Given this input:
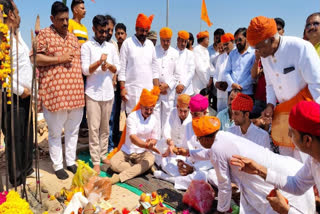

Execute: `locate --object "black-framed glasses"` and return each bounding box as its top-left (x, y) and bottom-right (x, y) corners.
top-left (306, 21), bottom-right (320, 30)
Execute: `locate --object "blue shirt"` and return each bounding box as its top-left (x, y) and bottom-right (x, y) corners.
top-left (217, 107), bottom-right (234, 131)
top-left (224, 46), bottom-right (255, 95)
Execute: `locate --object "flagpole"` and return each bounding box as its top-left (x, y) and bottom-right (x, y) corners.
top-left (166, 0), bottom-right (169, 27)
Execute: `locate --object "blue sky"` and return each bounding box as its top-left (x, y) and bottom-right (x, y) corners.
top-left (16, 0), bottom-right (320, 48)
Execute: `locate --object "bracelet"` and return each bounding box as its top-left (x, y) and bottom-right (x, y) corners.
top-left (120, 86), bottom-right (125, 90)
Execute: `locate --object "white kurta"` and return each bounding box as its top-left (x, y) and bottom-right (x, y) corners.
top-left (193, 44), bottom-right (214, 94)
top-left (228, 123), bottom-right (271, 150)
top-left (118, 36), bottom-right (160, 113)
top-left (175, 48), bottom-right (195, 96)
top-left (214, 52), bottom-right (229, 112)
top-left (189, 131), bottom-right (315, 213)
top-left (154, 45), bottom-right (179, 133)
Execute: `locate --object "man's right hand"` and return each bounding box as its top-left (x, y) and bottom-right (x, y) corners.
top-left (231, 83), bottom-right (242, 90)
top-left (100, 53), bottom-right (107, 64)
top-left (120, 88), bottom-right (128, 102)
top-left (173, 147), bottom-right (189, 156)
top-left (60, 51), bottom-right (74, 64)
top-left (175, 84), bottom-right (185, 94)
top-left (21, 87), bottom-right (31, 99)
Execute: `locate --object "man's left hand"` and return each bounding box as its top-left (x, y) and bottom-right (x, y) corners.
top-left (177, 159), bottom-right (194, 176)
top-left (266, 189), bottom-right (290, 214)
top-left (159, 82), bottom-right (169, 95)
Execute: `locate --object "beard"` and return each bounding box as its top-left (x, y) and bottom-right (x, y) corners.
top-left (106, 34), bottom-right (112, 42)
top-left (136, 34), bottom-right (147, 43)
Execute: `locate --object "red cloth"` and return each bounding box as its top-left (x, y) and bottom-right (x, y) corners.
top-left (289, 101), bottom-right (320, 136)
top-left (231, 93), bottom-right (254, 112)
top-left (254, 72), bottom-right (266, 102)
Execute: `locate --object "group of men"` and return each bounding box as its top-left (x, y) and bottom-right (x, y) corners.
top-left (2, 0), bottom-right (320, 212)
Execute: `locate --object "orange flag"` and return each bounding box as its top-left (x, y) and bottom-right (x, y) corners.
top-left (201, 0), bottom-right (213, 27)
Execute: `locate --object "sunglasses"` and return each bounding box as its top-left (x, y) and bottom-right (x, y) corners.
top-left (306, 21), bottom-right (320, 30)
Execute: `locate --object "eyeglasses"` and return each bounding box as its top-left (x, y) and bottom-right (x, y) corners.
top-left (306, 21), bottom-right (320, 30)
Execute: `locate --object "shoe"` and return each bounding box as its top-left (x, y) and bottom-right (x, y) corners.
top-left (55, 169), bottom-right (69, 180)
top-left (110, 174), bottom-right (120, 184)
top-left (67, 165), bottom-right (78, 174)
top-left (79, 128), bottom-right (89, 138)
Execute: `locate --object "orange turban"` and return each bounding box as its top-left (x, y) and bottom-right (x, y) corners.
top-left (177, 94), bottom-right (191, 108)
top-left (221, 33), bottom-right (234, 43)
top-left (159, 27), bottom-right (172, 39)
top-left (196, 31), bottom-right (209, 39)
top-left (139, 86), bottom-right (160, 107)
top-left (231, 93), bottom-right (254, 112)
top-left (136, 13), bottom-right (154, 29)
top-left (192, 116), bottom-right (221, 137)
top-left (247, 16), bottom-right (277, 47)
top-left (178, 30), bottom-right (189, 40)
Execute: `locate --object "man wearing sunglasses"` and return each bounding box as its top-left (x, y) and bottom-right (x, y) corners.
top-left (305, 12), bottom-right (320, 56)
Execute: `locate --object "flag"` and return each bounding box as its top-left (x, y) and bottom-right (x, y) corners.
top-left (201, 0), bottom-right (213, 27)
top-left (91, 0), bottom-right (96, 2)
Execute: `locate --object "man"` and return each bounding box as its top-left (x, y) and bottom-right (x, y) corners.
top-left (214, 33), bottom-right (234, 112)
top-left (36, 1), bottom-right (85, 179)
top-left (175, 116), bottom-right (315, 213)
top-left (224, 28), bottom-right (255, 96)
top-left (208, 28), bottom-right (225, 67)
top-left (247, 16), bottom-right (320, 162)
top-left (230, 101), bottom-right (320, 213)
top-left (118, 13), bottom-right (160, 114)
top-left (0, 0), bottom-right (33, 185)
top-left (81, 15), bottom-right (120, 174)
top-left (304, 13), bottom-right (320, 56)
top-left (217, 89), bottom-right (239, 131)
top-left (68, 0), bottom-right (88, 45)
top-left (228, 93), bottom-right (270, 149)
top-left (109, 87), bottom-right (160, 184)
top-left (154, 27), bottom-right (179, 132)
top-left (115, 23), bottom-right (127, 52)
top-left (193, 31), bottom-right (214, 94)
top-left (274, 17), bottom-right (285, 36)
top-left (175, 30), bottom-right (195, 96)
top-left (147, 30), bottom-right (157, 46)
top-left (154, 94), bottom-right (214, 190)
top-left (186, 32), bottom-right (194, 51)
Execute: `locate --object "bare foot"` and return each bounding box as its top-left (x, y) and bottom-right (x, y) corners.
top-left (93, 165), bottom-right (100, 175)
top-left (102, 158), bottom-right (111, 165)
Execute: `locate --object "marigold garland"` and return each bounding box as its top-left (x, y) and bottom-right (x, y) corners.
top-left (0, 191), bottom-right (33, 214)
top-left (0, 4), bottom-right (13, 104)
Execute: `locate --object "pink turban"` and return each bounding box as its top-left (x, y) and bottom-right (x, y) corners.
top-left (189, 94), bottom-right (209, 113)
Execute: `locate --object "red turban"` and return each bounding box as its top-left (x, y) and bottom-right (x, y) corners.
top-left (231, 93), bottom-right (254, 112)
top-left (289, 101), bottom-right (320, 136)
top-left (189, 94), bottom-right (209, 113)
top-left (136, 13), bottom-right (154, 29)
top-left (192, 116), bottom-right (221, 137)
top-left (221, 33), bottom-right (234, 43)
top-left (159, 27), bottom-right (172, 39)
top-left (247, 16), bottom-right (278, 47)
top-left (178, 30), bottom-right (189, 40)
top-left (196, 31), bottom-right (209, 39)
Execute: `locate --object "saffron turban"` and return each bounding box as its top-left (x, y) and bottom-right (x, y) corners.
top-left (139, 86), bottom-right (160, 107)
top-left (247, 16), bottom-right (278, 47)
top-left (189, 94), bottom-right (209, 113)
top-left (136, 13), bottom-right (154, 29)
top-left (221, 33), bottom-right (234, 43)
top-left (192, 116), bottom-right (221, 137)
top-left (159, 27), bottom-right (172, 39)
top-left (196, 31), bottom-right (209, 39)
top-left (178, 30), bottom-right (189, 40)
top-left (231, 93), bottom-right (254, 112)
top-left (177, 94), bottom-right (191, 108)
top-left (289, 101), bottom-right (320, 136)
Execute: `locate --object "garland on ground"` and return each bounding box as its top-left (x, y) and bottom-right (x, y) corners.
top-left (0, 190), bottom-right (32, 214)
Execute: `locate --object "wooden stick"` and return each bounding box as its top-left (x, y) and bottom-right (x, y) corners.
top-left (3, 92), bottom-right (8, 191)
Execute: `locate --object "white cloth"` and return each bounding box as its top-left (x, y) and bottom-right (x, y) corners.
top-left (118, 36), bottom-right (160, 113)
top-left (192, 44), bottom-right (214, 94)
top-left (278, 146), bottom-right (309, 163)
top-left (121, 109), bottom-right (158, 155)
top-left (266, 155), bottom-right (320, 195)
top-left (43, 106), bottom-right (83, 171)
top-left (11, 31), bottom-right (33, 96)
top-left (214, 53), bottom-right (229, 97)
top-left (175, 48), bottom-right (195, 95)
top-left (81, 38), bottom-right (120, 101)
top-left (189, 131), bottom-right (315, 213)
top-left (261, 36), bottom-right (320, 105)
top-left (228, 123), bottom-right (270, 150)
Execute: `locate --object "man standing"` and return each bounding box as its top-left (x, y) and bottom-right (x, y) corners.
top-left (118, 13), bottom-right (159, 114)
top-left (247, 16), bottom-right (320, 162)
top-left (175, 30), bottom-right (195, 96)
top-left (115, 23), bottom-right (127, 52)
top-left (229, 93), bottom-right (270, 149)
top-left (155, 27), bottom-right (179, 132)
top-left (208, 28), bottom-right (225, 67)
top-left (0, 0), bottom-right (33, 185)
top-left (304, 13), bottom-right (320, 56)
top-left (36, 1), bottom-right (85, 179)
top-left (274, 17), bottom-right (285, 36)
top-left (147, 30), bottom-right (157, 46)
top-left (193, 31), bottom-right (214, 94)
top-left (81, 15), bottom-right (120, 174)
top-left (68, 0), bottom-right (88, 45)
top-left (224, 28), bottom-right (255, 96)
